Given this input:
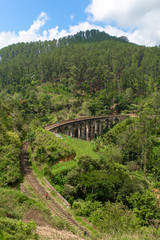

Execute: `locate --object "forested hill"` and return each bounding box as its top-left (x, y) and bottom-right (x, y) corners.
top-left (0, 30), bottom-right (129, 62)
top-left (0, 29), bottom-right (160, 114)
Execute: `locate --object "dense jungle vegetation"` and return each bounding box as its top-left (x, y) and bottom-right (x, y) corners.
top-left (0, 29), bottom-right (160, 239)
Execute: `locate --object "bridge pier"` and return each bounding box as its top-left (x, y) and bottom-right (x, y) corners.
top-left (81, 123), bottom-right (86, 140)
top-left (90, 123), bottom-right (95, 140)
top-left (78, 125), bottom-right (81, 138)
top-left (66, 128), bottom-right (70, 136)
top-left (108, 119), bottom-right (112, 129)
top-left (86, 123), bottom-right (89, 141)
top-left (99, 121), bottom-right (103, 135)
top-left (70, 130), bottom-right (73, 137)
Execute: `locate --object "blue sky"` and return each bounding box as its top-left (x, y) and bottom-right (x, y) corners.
top-left (0, 0), bottom-right (160, 48)
top-left (0, 0), bottom-right (90, 32)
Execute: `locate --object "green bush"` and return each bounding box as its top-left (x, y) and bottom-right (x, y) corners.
top-left (0, 188), bottom-right (34, 220)
top-left (29, 127), bottom-right (75, 165)
top-left (0, 218), bottom-right (37, 240)
top-left (152, 181), bottom-right (160, 189)
top-left (73, 200), bottom-right (141, 234)
top-left (65, 156), bottom-right (148, 203)
top-left (90, 202), bottom-right (142, 234)
top-left (51, 160), bottom-right (77, 187)
top-left (126, 190), bottom-right (160, 224)
top-left (0, 122), bottom-right (22, 186)
top-left (72, 200), bottom-right (103, 216)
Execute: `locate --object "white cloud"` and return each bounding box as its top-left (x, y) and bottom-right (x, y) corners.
top-left (0, 12), bottom-right (66, 49)
top-left (69, 21), bottom-right (104, 35)
top-left (86, 0), bottom-right (159, 28)
top-left (1, 3), bottom-right (160, 50)
top-left (85, 0), bottom-right (160, 46)
top-left (0, 12), bottom-right (47, 48)
top-left (0, 12), bottom-right (118, 49)
top-left (0, 12), bottom-right (88, 49)
top-left (70, 15), bottom-right (74, 21)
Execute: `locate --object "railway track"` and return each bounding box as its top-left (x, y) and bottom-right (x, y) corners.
top-left (21, 142), bottom-right (88, 237)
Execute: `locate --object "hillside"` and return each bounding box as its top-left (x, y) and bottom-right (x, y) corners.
top-left (0, 30), bottom-right (160, 239)
top-left (0, 30), bottom-right (160, 117)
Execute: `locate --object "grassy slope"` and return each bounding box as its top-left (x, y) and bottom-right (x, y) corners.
top-left (62, 135), bottom-right (98, 160)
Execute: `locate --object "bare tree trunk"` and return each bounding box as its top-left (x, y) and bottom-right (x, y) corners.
top-left (144, 151), bottom-right (147, 178)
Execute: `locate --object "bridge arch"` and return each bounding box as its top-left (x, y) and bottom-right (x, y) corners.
top-left (45, 115), bottom-right (129, 141)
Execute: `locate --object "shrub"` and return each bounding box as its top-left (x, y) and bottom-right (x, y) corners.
top-left (126, 161), bottom-right (141, 171)
top-left (152, 181), bottom-right (160, 189)
top-left (126, 190), bottom-right (160, 224)
top-left (90, 202), bottom-right (141, 234)
top-left (72, 200), bottom-right (103, 216)
top-left (29, 128), bottom-right (75, 165)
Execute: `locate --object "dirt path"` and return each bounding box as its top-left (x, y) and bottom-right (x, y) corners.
top-left (36, 226), bottom-right (84, 240)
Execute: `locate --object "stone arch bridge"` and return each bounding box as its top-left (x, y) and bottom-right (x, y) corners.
top-left (45, 115), bottom-right (129, 141)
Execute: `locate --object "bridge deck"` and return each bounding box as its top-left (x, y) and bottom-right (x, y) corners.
top-left (45, 114), bottom-right (130, 131)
